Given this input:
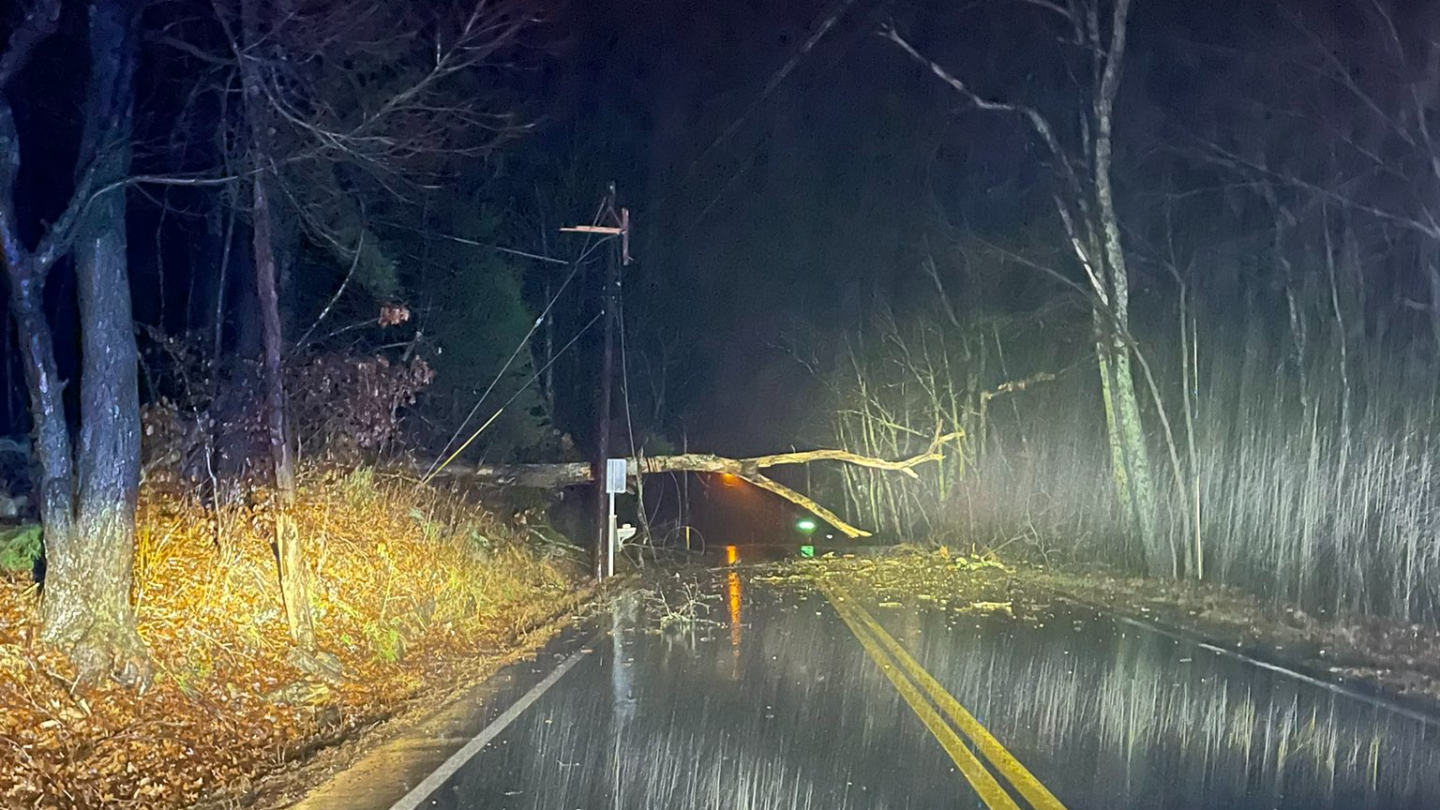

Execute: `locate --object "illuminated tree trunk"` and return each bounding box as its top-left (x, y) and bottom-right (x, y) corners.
top-left (1104, 338), bottom-right (1163, 568)
top-left (49, 0), bottom-right (150, 684)
top-left (1, 6), bottom-right (78, 657)
top-left (4, 273), bottom-right (75, 596)
top-left (243, 0), bottom-right (315, 650)
top-left (1096, 342), bottom-right (1131, 513)
top-left (1091, 0), bottom-right (1162, 568)
top-left (0, 0), bottom-right (148, 684)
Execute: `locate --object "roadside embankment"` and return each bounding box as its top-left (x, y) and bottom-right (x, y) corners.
top-left (0, 466), bottom-right (586, 809)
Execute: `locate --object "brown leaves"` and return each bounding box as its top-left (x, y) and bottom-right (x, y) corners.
top-left (377, 303), bottom-right (411, 327)
top-left (788, 548), bottom-right (1026, 617)
top-left (0, 466), bottom-right (579, 809)
top-left (287, 354), bottom-right (435, 457)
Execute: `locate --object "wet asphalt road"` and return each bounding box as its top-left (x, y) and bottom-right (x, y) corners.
top-left (349, 561), bottom-right (1440, 810)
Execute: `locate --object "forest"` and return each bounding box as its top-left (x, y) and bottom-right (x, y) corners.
top-left (4, 0), bottom-right (1440, 806)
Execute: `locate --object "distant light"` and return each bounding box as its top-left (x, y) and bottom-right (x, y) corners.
top-left (796, 518), bottom-right (817, 534)
top-left (799, 545), bottom-right (815, 558)
top-left (725, 545), bottom-right (738, 565)
top-left (720, 473), bottom-right (741, 486)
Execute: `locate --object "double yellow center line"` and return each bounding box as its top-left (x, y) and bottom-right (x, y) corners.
top-left (822, 584), bottom-right (1067, 810)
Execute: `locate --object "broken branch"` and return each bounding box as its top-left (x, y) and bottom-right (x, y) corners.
top-left (436, 431), bottom-right (966, 539)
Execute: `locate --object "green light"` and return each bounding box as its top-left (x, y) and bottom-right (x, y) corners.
top-left (796, 518), bottom-right (817, 533)
top-left (799, 545), bottom-right (815, 558)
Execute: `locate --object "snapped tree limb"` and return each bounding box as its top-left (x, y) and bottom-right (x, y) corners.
top-left (437, 431), bottom-right (964, 539)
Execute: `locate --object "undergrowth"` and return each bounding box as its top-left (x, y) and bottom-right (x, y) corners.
top-left (0, 464), bottom-right (583, 809)
top-left (0, 524), bottom-right (40, 573)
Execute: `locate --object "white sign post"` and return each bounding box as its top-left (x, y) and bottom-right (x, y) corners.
top-left (603, 458), bottom-right (627, 578)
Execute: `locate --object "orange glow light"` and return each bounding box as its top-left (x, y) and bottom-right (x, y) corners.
top-left (724, 545), bottom-right (738, 565)
top-left (720, 473), bottom-right (741, 486)
top-left (727, 570), bottom-right (743, 656)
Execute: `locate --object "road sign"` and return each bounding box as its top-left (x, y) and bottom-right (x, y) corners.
top-left (606, 458), bottom-right (627, 494)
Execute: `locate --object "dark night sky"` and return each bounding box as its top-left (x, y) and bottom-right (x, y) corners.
top-left (567, 0), bottom-right (973, 452)
top-left (561, 0), bottom-right (1437, 456)
top-left (4, 0), bottom-right (1436, 462)
top-left (561, 0), bottom-right (1209, 453)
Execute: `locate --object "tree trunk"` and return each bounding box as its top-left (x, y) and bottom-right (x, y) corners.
top-left (0, 4), bottom-right (74, 618)
top-left (1110, 339), bottom-right (1162, 565)
top-left (1095, 338), bottom-right (1132, 511)
top-left (438, 433), bottom-right (964, 540)
top-left (243, 0), bottom-right (315, 650)
top-left (6, 273), bottom-right (76, 585)
top-left (1090, 0), bottom-right (1159, 562)
top-left (0, 0), bottom-right (148, 685)
top-left (252, 170), bottom-right (315, 650)
top-left (47, 0), bottom-right (150, 686)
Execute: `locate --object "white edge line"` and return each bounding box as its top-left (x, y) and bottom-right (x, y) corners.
top-left (1110, 613), bottom-right (1440, 729)
top-left (386, 642), bottom-right (594, 810)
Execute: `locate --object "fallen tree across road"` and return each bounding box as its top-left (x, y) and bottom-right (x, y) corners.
top-left (432, 431), bottom-right (964, 539)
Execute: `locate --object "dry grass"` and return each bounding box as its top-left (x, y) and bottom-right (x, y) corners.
top-left (0, 466), bottom-right (582, 809)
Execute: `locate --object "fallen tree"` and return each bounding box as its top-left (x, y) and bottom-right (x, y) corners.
top-left (434, 431), bottom-right (964, 538)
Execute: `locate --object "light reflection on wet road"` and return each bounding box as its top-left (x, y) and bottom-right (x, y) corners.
top-left (397, 567), bottom-right (1440, 810)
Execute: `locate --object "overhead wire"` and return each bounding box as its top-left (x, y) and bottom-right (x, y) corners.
top-left (369, 215), bottom-right (573, 265)
top-left (425, 195), bottom-right (612, 476)
top-left (639, 0), bottom-right (865, 253)
top-left (423, 310), bottom-right (605, 483)
top-left (646, 0), bottom-right (865, 220)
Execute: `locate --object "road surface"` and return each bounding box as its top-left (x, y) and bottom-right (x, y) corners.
top-left (299, 563), bottom-right (1440, 810)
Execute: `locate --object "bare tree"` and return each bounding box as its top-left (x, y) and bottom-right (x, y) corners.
top-left (880, 0), bottom-right (1172, 572)
top-left (0, 0), bottom-right (148, 683)
top-left (212, 0), bottom-right (539, 649)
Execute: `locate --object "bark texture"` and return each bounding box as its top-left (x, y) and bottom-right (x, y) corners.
top-left (243, 0), bottom-right (316, 650)
top-left (47, 0), bottom-right (150, 685)
top-left (1, 0), bottom-right (148, 684)
top-left (4, 272), bottom-right (75, 573)
top-left (1090, 0), bottom-right (1159, 555)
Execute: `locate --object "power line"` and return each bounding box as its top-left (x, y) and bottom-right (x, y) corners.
top-left (424, 196), bottom-right (613, 476)
top-left (369, 215), bottom-right (573, 265)
top-left (656, 0), bottom-right (865, 214)
top-left (641, 0), bottom-right (865, 254)
top-left (422, 310), bottom-right (605, 483)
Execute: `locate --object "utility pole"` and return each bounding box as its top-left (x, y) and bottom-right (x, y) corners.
top-left (594, 209), bottom-right (616, 580)
top-left (562, 183), bottom-right (630, 579)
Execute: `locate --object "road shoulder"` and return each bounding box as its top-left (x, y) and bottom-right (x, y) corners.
top-left (764, 548), bottom-right (1440, 719)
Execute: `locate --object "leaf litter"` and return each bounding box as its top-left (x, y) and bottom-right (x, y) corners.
top-left (0, 466), bottom-right (584, 809)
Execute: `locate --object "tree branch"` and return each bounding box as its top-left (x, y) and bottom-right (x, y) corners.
top-left (0, 103), bottom-right (25, 276)
top-left (436, 432), bottom-right (967, 539)
top-left (1014, 0), bottom-right (1074, 22)
top-left (0, 0), bottom-right (64, 274)
top-left (879, 20), bottom-right (1101, 265)
top-left (742, 471), bottom-right (871, 538)
top-left (878, 21), bottom-right (1086, 200)
top-left (0, 0), bottom-right (62, 89)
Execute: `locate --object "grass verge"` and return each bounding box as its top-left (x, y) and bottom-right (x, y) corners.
top-left (0, 466), bottom-right (584, 809)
